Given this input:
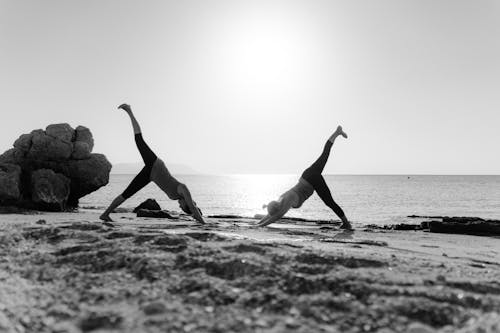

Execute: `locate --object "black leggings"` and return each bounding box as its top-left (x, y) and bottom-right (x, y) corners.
top-left (301, 141), bottom-right (345, 219)
top-left (121, 134), bottom-right (158, 199)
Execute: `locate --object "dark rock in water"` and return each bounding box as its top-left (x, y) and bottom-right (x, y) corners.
top-left (408, 215), bottom-right (445, 219)
top-left (137, 209), bottom-right (177, 219)
top-left (0, 163), bottom-right (22, 202)
top-left (391, 224), bottom-right (423, 231)
top-left (429, 220), bottom-right (500, 236)
top-left (0, 124), bottom-right (111, 211)
top-left (442, 216), bottom-right (486, 223)
top-left (31, 169), bottom-right (70, 210)
top-left (134, 198), bottom-right (161, 212)
top-left (390, 216), bottom-right (500, 236)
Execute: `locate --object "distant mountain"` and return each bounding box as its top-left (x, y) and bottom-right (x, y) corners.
top-left (111, 162), bottom-right (199, 175)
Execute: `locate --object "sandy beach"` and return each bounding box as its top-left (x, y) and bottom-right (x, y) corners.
top-left (1, 211), bottom-right (499, 333)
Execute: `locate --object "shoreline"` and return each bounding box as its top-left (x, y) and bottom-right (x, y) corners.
top-left (1, 211), bottom-right (499, 332)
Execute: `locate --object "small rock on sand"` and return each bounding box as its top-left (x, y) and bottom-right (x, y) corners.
top-left (142, 302), bottom-right (167, 315)
top-left (79, 312), bottom-right (123, 332)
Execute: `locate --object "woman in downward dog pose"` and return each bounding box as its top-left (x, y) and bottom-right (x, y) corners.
top-left (100, 104), bottom-right (205, 224)
top-left (258, 126), bottom-right (352, 229)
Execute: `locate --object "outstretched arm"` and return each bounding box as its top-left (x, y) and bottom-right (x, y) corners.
top-left (257, 202), bottom-right (291, 227)
top-left (178, 185), bottom-right (205, 224)
top-left (257, 211), bottom-right (286, 227)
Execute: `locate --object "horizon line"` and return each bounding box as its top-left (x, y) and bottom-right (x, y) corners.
top-left (110, 172), bottom-right (500, 176)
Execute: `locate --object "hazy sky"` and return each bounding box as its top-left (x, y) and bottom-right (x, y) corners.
top-left (1, 0), bottom-right (499, 174)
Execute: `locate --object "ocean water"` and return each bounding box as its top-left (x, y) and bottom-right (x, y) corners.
top-left (81, 175), bottom-right (500, 225)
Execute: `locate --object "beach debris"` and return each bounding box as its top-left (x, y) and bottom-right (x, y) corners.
top-left (0, 123), bottom-right (111, 211)
top-left (368, 216), bottom-right (500, 236)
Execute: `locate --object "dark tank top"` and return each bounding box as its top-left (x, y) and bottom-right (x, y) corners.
top-left (150, 158), bottom-right (182, 200)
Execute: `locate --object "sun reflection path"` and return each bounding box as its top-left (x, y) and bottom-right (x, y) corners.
top-left (227, 174), bottom-right (297, 217)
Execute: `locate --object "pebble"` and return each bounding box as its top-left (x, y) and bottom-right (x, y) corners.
top-left (142, 302), bottom-right (167, 315)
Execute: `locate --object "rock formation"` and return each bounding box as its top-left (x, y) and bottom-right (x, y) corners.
top-left (0, 123), bottom-right (111, 211)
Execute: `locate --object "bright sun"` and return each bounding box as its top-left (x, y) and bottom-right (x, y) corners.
top-left (205, 10), bottom-right (315, 94)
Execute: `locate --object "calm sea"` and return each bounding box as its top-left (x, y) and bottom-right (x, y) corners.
top-left (81, 175), bottom-right (500, 225)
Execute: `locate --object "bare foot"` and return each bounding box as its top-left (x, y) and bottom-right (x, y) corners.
top-left (335, 125), bottom-right (348, 139)
top-left (99, 214), bottom-right (113, 222)
top-left (118, 103), bottom-right (132, 113)
top-left (340, 222), bottom-right (353, 231)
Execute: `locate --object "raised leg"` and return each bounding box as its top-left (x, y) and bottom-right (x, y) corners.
top-left (119, 103), bottom-right (142, 135)
top-left (119, 104), bottom-right (158, 166)
top-left (302, 126), bottom-right (347, 179)
top-left (135, 133), bottom-right (157, 167)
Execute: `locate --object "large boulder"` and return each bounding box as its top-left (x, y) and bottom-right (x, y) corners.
top-left (31, 169), bottom-right (70, 210)
top-left (67, 153), bottom-right (112, 206)
top-left (0, 124), bottom-right (111, 211)
top-left (46, 123), bottom-right (74, 143)
top-left (0, 148), bottom-right (26, 165)
top-left (75, 126), bottom-right (94, 150)
top-left (72, 141), bottom-right (92, 160)
top-left (0, 163), bottom-right (22, 202)
top-left (71, 126), bottom-right (94, 160)
top-left (28, 130), bottom-right (73, 161)
top-left (13, 133), bottom-right (32, 152)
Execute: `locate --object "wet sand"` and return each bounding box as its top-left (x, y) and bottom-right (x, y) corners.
top-left (1, 212), bottom-right (499, 333)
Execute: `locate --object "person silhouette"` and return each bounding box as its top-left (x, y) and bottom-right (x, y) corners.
top-left (257, 126), bottom-right (351, 229)
top-left (100, 104), bottom-right (205, 224)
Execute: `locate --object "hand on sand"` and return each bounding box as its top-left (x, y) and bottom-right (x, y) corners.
top-left (256, 220), bottom-right (274, 227)
top-left (335, 126), bottom-right (348, 139)
top-left (118, 103), bottom-right (132, 113)
top-left (194, 216), bottom-right (206, 225)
